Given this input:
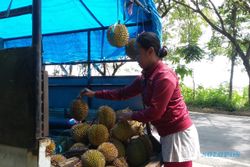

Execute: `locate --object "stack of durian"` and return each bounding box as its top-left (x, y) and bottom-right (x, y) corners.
top-left (49, 100), bottom-right (155, 167)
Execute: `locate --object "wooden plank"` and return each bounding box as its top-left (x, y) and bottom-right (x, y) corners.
top-left (0, 47), bottom-right (37, 148)
top-left (0, 144), bottom-right (38, 167)
top-left (58, 157), bottom-right (80, 167)
top-left (41, 70), bottom-right (49, 137)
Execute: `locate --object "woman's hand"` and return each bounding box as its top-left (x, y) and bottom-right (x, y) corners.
top-left (117, 110), bottom-right (133, 121)
top-left (79, 88), bottom-right (95, 98)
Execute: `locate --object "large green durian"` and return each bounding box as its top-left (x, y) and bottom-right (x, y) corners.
top-left (98, 105), bottom-right (116, 130)
top-left (88, 124), bottom-right (109, 147)
top-left (71, 123), bottom-right (90, 143)
top-left (126, 137), bottom-right (148, 167)
top-left (98, 142), bottom-right (118, 162)
top-left (81, 149), bottom-right (106, 167)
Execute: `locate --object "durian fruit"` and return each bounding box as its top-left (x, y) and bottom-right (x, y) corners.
top-left (51, 154), bottom-right (67, 166)
top-left (138, 135), bottom-right (153, 158)
top-left (111, 121), bottom-right (134, 142)
top-left (125, 38), bottom-right (138, 60)
top-left (98, 106), bottom-right (116, 130)
top-left (107, 23), bottom-right (129, 47)
top-left (112, 157), bottom-right (129, 167)
top-left (116, 108), bottom-right (130, 116)
top-left (117, 108), bottom-right (144, 136)
top-left (71, 99), bottom-right (89, 121)
top-left (69, 142), bottom-right (88, 151)
top-left (72, 123), bottom-right (90, 143)
top-left (88, 124), bottom-right (109, 146)
top-left (110, 138), bottom-right (125, 157)
top-left (128, 120), bottom-right (145, 136)
top-left (97, 142), bottom-right (118, 162)
top-left (46, 139), bottom-right (56, 155)
top-left (126, 137), bottom-right (148, 167)
top-left (81, 149), bottom-right (106, 167)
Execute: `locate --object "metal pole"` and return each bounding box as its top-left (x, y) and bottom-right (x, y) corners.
top-left (87, 31), bottom-right (91, 108)
top-left (87, 31), bottom-right (91, 79)
top-left (0, 38), bottom-right (4, 49)
top-left (32, 0), bottom-right (42, 139)
top-left (4, 21), bottom-right (152, 41)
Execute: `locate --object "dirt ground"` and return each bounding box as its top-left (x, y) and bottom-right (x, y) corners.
top-left (188, 106), bottom-right (250, 117)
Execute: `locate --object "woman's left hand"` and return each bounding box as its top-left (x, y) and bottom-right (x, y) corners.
top-left (117, 111), bottom-right (133, 121)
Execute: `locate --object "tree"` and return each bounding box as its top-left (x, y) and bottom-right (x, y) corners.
top-left (157, 0), bottom-right (250, 104)
top-left (60, 65), bottom-right (73, 76)
top-left (93, 62), bottom-right (126, 76)
top-left (155, 0), bottom-right (205, 83)
top-left (207, 2), bottom-right (239, 101)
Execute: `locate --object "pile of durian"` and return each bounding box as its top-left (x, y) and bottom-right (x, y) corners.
top-left (49, 100), bottom-right (155, 167)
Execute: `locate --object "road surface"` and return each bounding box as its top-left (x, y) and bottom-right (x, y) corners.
top-left (191, 112), bottom-right (250, 167)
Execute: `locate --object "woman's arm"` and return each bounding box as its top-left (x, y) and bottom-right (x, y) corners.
top-left (81, 76), bottom-right (143, 100)
top-left (131, 73), bottom-right (176, 123)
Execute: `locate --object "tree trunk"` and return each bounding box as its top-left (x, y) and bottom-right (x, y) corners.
top-left (242, 55), bottom-right (250, 105)
top-left (248, 73), bottom-right (250, 105)
top-left (192, 72), bottom-right (196, 100)
top-left (103, 63), bottom-right (106, 76)
top-left (112, 62), bottom-right (125, 76)
top-left (228, 4), bottom-right (237, 101)
top-left (93, 63), bottom-right (105, 76)
top-left (229, 53), bottom-right (236, 100)
top-left (69, 65), bottom-right (73, 75)
top-left (60, 65), bottom-right (69, 76)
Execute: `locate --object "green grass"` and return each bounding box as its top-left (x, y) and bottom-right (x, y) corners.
top-left (180, 84), bottom-right (249, 111)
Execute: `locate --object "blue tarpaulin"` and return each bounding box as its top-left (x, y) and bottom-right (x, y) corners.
top-left (0, 0), bottom-right (162, 64)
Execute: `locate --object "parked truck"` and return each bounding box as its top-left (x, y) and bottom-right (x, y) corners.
top-left (0, 0), bottom-right (162, 166)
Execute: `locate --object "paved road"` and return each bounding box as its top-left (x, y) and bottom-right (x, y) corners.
top-left (190, 112), bottom-right (250, 167)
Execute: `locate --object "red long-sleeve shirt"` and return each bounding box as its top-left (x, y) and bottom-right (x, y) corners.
top-left (95, 60), bottom-right (192, 136)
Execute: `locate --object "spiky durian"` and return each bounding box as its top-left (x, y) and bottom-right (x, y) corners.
top-left (88, 124), bottom-right (109, 146)
top-left (81, 149), bottom-right (106, 167)
top-left (71, 99), bottom-right (88, 121)
top-left (117, 108), bottom-right (144, 136)
top-left (110, 138), bottom-right (125, 157)
top-left (71, 123), bottom-right (90, 143)
top-left (98, 105), bottom-right (116, 130)
top-left (112, 157), bottom-right (128, 167)
top-left (111, 121), bottom-right (134, 142)
top-left (107, 23), bottom-right (129, 47)
top-left (98, 142), bottom-right (118, 162)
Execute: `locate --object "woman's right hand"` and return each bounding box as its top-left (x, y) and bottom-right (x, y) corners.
top-left (79, 88), bottom-right (95, 98)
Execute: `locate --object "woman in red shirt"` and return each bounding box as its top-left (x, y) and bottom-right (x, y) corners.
top-left (80, 32), bottom-right (200, 167)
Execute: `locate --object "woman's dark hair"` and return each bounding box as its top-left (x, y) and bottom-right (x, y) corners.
top-left (136, 32), bottom-right (168, 58)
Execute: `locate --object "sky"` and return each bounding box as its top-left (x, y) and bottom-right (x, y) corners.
top-left (111, 56), bottom-right (249, 92)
